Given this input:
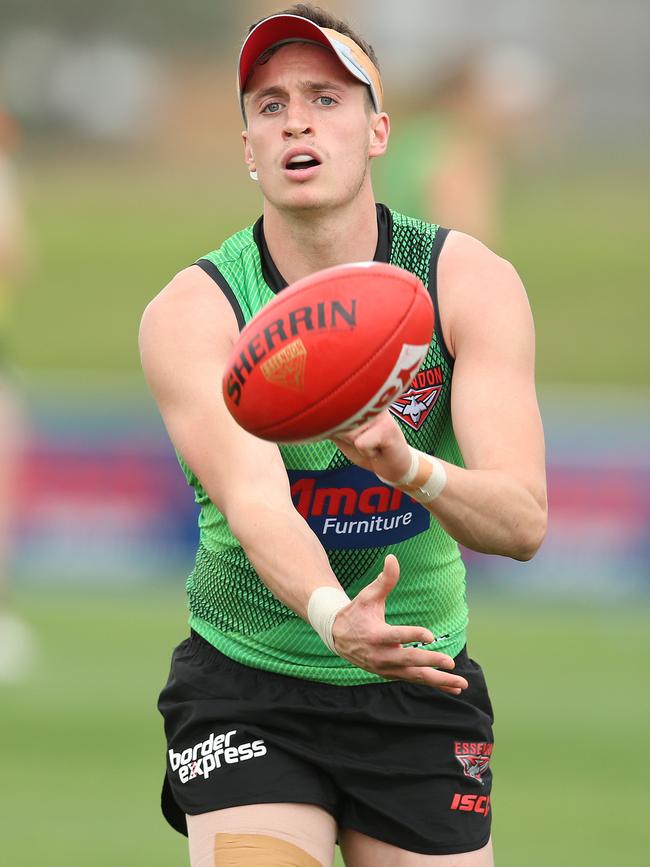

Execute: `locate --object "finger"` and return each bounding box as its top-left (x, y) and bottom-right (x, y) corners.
top-left (436, 685), bottom-right (465, 696)
top-left (398, 648), bottom-right (458, 670)
top-left (374, 635), bottom-right (456, 670)
top-left (382, 553), bottom-right (399, 584)
top-left (330, 437), bottom-right (364, 465)
top-left (381, 626), bottom-right (436, 647)
top-left (351, 412), bottom-right (391, 447)
top-left (382, 667), bottom-right (469, 691)
top-left (352, 431), bottom-right (382, 458)
top-left (331, 433), bottom-right (355, 447)
top-left (361, 554), bottom-right (400, 602)
top-left (380, 669), bottom-right (469, 692)
top-left (374, 645), bottom-right (457, 672)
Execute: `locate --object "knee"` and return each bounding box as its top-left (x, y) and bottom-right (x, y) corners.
top-left (213, 832), bottom-right (322, 866)
top-left (187, 803), bottom-right (334, 866)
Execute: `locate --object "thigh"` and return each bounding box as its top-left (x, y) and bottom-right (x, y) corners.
top-left (187, 802), bottom-right (337, 867)
top-left (340, 830), bottom-right (493, 867)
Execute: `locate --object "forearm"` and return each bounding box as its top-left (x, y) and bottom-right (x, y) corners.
top-left (426, 460), bottom-right (547, 560)
top-left (226, 499), bottom-right (343, 618)
top-left (334, 417), bottom-right (546, 562)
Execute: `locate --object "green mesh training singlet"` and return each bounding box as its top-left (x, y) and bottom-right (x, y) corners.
top-left (179, 205), bottom-right (468, 684)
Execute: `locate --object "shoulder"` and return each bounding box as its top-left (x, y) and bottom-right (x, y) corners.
top-left (139, 220), bottom-right (259, 360)
top-left (438, 230), bottom-right (522, 290)
top-left (437, 230), bottom-right (533, 359)
top-left (139, 265), bottom-right (238, 362)
top-left (141, 264), bottom-right (225, 321)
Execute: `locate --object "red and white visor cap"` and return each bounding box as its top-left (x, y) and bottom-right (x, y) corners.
top-left (238, 13), bottom-right (384, 115)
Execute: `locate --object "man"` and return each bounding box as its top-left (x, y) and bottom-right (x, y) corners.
top-left (140, 4), bottom-right (547, 865)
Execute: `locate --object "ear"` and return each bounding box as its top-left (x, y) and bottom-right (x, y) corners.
top-left (242, 129), bottom-right (256, 173)
top-left (368, 112), bottom-right (390, 159)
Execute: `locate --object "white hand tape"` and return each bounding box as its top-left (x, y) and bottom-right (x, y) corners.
top-left (380, 446), bottom-right (447, 503)
top-left (307, 586), bottom-right (351, 654)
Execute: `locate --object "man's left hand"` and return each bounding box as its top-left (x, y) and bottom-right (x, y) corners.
top-left (332, 411), bottom-right (411, 483)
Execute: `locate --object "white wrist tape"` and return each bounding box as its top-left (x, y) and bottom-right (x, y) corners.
top-left (382, 446), bottom-right (447, 503)
top-left (307, 586), bottom-right (351, 654)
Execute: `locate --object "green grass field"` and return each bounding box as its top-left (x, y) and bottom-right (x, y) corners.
top-left (10, 151), bottom-right (650, 386)
top-left (3, 589), bottom-right (649, 866)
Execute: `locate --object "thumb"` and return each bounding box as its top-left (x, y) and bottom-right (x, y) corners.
top-left (352, 419), bottom-right (386, 458)
top-left (365, 554), bottom-right (400, 602)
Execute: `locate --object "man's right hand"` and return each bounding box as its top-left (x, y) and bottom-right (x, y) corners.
top-left (331, 554), bottom-right (469, 694)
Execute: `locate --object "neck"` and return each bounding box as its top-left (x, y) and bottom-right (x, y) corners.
top-left (262, 187), bottom-right (379, 285)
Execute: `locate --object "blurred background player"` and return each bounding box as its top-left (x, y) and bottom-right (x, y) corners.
top-left (376, 44), bottom-right (552, 248)
top-left (0, 103), bottom-right (33, 684)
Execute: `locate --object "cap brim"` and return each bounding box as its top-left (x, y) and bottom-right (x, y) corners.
top-left (238, 14), bottom-right (382, 114)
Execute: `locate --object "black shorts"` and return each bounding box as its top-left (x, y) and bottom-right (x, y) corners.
top-left (158, 631), bottom-right (494, 857)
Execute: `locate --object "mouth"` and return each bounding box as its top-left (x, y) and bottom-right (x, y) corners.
top-left (285, 155), bottom-right (321, 171)
top-left (281, 150), bottom-right (323, 181)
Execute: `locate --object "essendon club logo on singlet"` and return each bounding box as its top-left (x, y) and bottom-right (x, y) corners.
top-left (389, 366), bottom-right (444, 431)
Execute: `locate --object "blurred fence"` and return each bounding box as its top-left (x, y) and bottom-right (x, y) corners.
top-left (14, 380), bottom-right (196, 584)
top-left (13, 380), bottom-right (650, 597)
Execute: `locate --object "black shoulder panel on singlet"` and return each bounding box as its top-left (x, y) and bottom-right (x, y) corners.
top-left (194, 259), bottom-right (246, 332)
top-left (427, 227), bottom-right (454, 369)
top-left (374, 203), bottom-right (393, 262)
top-left (253, 217), bottom-right (287, 294)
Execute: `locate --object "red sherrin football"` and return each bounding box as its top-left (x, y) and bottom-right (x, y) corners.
top-left (222, 261), bottom-right (434, 442)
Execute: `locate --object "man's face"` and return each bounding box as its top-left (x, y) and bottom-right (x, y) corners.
top-left (242, 42), bottom-right (388, 213)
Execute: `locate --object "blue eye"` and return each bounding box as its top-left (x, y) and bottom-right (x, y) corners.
top-left (318, 96), bottom-right (336, 106)
top-left (262, 102), bottom-right (282, 114)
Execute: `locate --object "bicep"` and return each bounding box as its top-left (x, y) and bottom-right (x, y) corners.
top-left (448, 256), bottom-right (546, 502)
top-left (157, 364), bottom-right (290, 518)
top-left (139, 270), bottom-right (291, 518)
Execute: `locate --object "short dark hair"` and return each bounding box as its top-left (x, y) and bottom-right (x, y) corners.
top-left (248, 3), bottom-right (380, 70)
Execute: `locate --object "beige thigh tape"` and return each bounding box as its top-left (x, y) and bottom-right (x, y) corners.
top-left (214, 833), bottom-right (321, 866)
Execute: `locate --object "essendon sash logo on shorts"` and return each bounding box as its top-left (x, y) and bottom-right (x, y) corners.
top-left (454, 741), bottom-right (493, 785)
top-left (390, 367), bottom-right (444, 431)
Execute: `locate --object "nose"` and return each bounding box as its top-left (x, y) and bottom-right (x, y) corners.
top-left (282, 103), bottom-right (313, 139)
